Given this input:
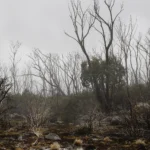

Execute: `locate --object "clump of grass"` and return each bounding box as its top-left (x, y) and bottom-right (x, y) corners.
top-left (103, 137), bottom-right (112, 142)
top-left (32, 127), bottom-right (43, 138)
top-left (73, 139), bottom-right (83, 146)
top-left (32, 127), bottom-right (44, 146)
top-left (15, 148), bottom-right (23, 150)
top-left (135, 139), bottom-right (146, 145)
top-left (50, 142), bottom-right (61, 150)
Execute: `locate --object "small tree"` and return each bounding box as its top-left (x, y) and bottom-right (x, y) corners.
top-left (0, 77), bottom-right (12, 116)
top-left (21, 89), bottom-right (51, 128)
top-left (81, 56), bottom-right (125, 110)
top-left (9, 41), bottom-right (21, 94)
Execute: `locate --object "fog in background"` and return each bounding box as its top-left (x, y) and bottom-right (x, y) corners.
top-left (0, 0), bottom-right (150, 65)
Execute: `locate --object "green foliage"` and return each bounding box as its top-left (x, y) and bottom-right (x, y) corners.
top-left (81, 56), bottom-right (125, 89)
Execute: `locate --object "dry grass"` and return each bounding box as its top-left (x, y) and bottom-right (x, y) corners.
top-left (103, 137), bottom-right (113, 142)
top-left (135, 139), bottom-right (146, 145)
top-left (32, 127), bottom-right (43, 138)
top-left (50, 142), bottom-right (61, 150)
top-left (74, 139), bottom-right (83, 146)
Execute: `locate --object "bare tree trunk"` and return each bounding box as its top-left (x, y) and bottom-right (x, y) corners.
top-left (93, 0), bottom-right (123, 112)
top-left (9, 41), bottom-right (21, 94)
top-left (66, 0), bottom-right (123, 112)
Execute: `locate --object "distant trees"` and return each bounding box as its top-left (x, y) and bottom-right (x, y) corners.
top-left (29, 49), bottom-right (82, 96)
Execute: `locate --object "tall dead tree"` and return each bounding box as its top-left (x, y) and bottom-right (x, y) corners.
top-left (66, 0), bottom-right (123, 112)
top-left (116, 19), bottom-right (137, 117)
top-left (93, 0), bottom-right (123, 111)
top-left (139, 30), bottom-right (150, 84)
top-left (9, 41), bottom-right (21, 94)
top-left (65, 0), bottom-right (105, 110)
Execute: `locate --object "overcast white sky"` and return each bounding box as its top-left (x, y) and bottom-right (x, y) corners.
top-left (0, 0), bottom-right (150, 65)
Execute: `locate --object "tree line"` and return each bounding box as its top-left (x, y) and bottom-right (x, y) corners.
top-left (0, 0), bottom-right (150, 132)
